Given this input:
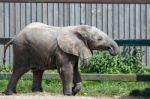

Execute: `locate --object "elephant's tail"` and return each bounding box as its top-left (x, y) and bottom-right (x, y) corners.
top-left (3, 38), bottom-right (14, 65)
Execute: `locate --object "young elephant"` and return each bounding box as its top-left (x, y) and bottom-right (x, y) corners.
top-left (3, 22), bottom-right (119, 95)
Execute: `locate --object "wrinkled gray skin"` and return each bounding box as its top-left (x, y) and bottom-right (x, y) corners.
top-left (3, 22), bottom-right (119, 95)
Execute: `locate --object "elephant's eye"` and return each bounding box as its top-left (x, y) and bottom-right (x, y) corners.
top-left (97, 37), bottom-right (102, 41)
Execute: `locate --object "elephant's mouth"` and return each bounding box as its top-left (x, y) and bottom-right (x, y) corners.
top-left (97, 46), bottom-right (110, 51)
top-left (108, 46), bottom-right (118, 56)
top-left (96, 46), bottom-right (118, 56)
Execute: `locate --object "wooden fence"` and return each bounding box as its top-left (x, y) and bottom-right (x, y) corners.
top-left (0, 0), bottom-right (150, 66)
top-left (1, 0), bottom-right (150, 3)
top-left (1, 73), bottom-right (150, 81)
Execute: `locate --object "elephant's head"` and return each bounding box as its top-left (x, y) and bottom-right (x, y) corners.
top-left (57, 25), bottom-right (120, 59)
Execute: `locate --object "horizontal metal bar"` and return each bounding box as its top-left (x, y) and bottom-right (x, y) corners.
top-left (0, 38), bottom-right (11, 45)
top-left (0, 38), bottom-right (150, 46)
top-left (0, 0), bottom-right (150, 4)
top-left (0, 73), bottom-right (150, 81)
top-left (115, 39), bottom-right (150, 46)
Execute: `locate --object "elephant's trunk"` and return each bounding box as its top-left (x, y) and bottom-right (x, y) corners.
top-left (108, 39), bottom-right (120, 56)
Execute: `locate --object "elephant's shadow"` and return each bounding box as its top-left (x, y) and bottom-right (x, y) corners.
top-left (128, 88), bottom-right (150, 98)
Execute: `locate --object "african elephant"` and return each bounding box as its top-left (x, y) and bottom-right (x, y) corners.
top-left (3, 22), bottom-right (119, 95)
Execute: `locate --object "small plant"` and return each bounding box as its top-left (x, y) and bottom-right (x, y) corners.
top-left (80, 48), bottom-right (150, 74)
top-left (0, 65), bottom-right (12, 72)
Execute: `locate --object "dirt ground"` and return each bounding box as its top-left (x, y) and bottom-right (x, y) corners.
top-left (0, 93), bottom-right (121, 99)
top-left (0, 95), bottom-right (145, 99)
top-left (0, 95), bottom-right (119, 99)
top-left (0, 93), bottom-right (144, 99)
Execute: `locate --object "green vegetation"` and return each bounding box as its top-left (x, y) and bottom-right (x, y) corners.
top-left (0, 80), bottom-right (150, 97)
top-left (0, 65), bottom-right (12, 72)
top-left (80, 49), bottom-right (150, 74)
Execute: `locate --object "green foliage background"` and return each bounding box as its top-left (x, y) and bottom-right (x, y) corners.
top-left (80, 49), bottom-right (150, 74)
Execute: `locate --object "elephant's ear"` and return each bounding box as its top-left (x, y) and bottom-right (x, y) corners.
top-left (57, 30), bottom-right (92, 59)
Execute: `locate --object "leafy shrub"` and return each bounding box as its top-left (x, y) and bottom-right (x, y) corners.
top-left (0, 65), bottom-right (12, 72)
top-left (80, 49), bottom-right (150, 74)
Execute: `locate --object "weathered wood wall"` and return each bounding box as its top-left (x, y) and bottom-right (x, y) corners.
top-left (0, 3), bottom-right (150, 66)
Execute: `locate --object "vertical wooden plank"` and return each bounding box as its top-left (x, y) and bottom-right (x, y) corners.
top-left (135, 4), bottom-right (141, 39)
top-left (10, 3), bottom-right (15, 64)
top-left (129, 4), bottom-right (136, 39)
top-left (10, 3), bottom-right (15, 37)
top-left (118, 4), bottom-right (125, 54)
top-left (58, 3), bottom-right (64, 26)
top-left (54, 3), bottom-right (58, 26)
top-left (37, 3), bottom-right (42, 22)
top-left (4, 3), bottom-right (10, 38)
top-left (135, 4), bottom-right (142, 63)
top-left (26, 3), bottom-right (31, 25)
top-left (102, 4), bottom-right (108, 33)
top-left (107, 4), bottom-right (113, 37)
top-left (20, 3), bottom-right (26, 29)
top-left (141, 4), bottom-right (147, 66)
top-left (123, 4), bottom-right (130, 56)
top-left (129, 4), bottom-right (136, 63)
top-left (85, 4), bottom-right (92, 25)
top-left (74, 3), bottom-right (80, 25)
top-left (4, 3), bottom-right (10, 64)
top-left (119, 4), bottom-right (124, 39)
top-left (0, 3), bottom-right (4, 65)
top-left (80, 3), bottom-right (85, 25)
top-left (43, 3), bottom-right (48, 24)
top-left (48, 3), bottom-right (54, 25)
top-left (147, 4), bottom-right (150, 66)
top-left (70, 3), bottom-right (75, 25)
top-left (31, 3), bottom-right (37, 22)
top-left (145, 4), bottom-right (148, 66)
top-left (97, 4), bottom-right (102, 30)
top-left (141, 4), bottom-right (147, 39)
top-left (124, 4), bottom-right (130, 39)
top-left (64, 3), bottom-right (70, 26)
top-left (15, 3), bottom-right (21, 34)
top-left (92, 4), bottom-right (96, 27)
top-left (113, 4), bottom-right (119, 39)
top-left (0, 3), bottom-right (4, 37)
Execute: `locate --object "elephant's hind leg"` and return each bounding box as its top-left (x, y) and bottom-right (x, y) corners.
top-left (4, 44), bottom-right (30, 95)
top-left (4, 67), bottom-right (29, 95)
top-left (32, 69), bottom-right (44, 92)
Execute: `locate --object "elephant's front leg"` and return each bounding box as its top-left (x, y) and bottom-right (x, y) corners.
top-left (32, 69), bottom-right (44, 92)
top-left (72, 63), bottom-right (82, 95)
top-left (59, 64), bottom-right (73, 96)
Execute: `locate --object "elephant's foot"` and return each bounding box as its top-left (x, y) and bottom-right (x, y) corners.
top-left (64, 91), bottom-right (73, 96)
top-left (3, 89), bottom-right (16, 95)
top-left (63, 88), bottom-right (73, 96)
top-left (32, 87), bottom-right (43, 92)
top-left (72, 82), bottom-right (82, 95)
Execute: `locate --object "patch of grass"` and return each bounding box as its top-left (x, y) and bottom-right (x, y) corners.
top-left (43, 80), bottom-right (62, 94)
top-left (0, 80), bottom-right (150, 97)
top-left (80, 81), bottom-right (150, 96)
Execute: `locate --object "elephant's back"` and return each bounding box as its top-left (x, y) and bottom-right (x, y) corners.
top-left (22, 22), bottom-right (58, 54)
top-left (15, 22), bottom-right (58, 45)
top-left (26, 22), bottom-right (51, 28)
